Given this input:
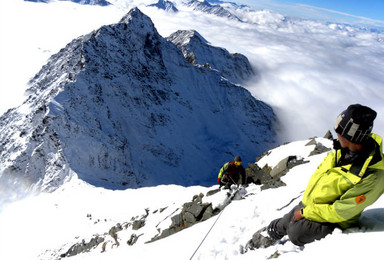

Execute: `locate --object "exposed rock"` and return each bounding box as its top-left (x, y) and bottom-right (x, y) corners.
top-left (245, 163), bottom-right (272, 185)
top-left (323, 130), bottom-right (333, 140)
top-left (244, 227), bottom-right (276, 251)
top-left (206, 188), bottom-right (221, 196)
top-left (246, 156), bottom-right (309, 191)
top-left (61, 236), bottom-right (105, 258)
top-left (149, 193), bottom-right (218, 242)
top-left (109, 223), bottom-right (123, 245)
top-left (261, 178), bottom-right (287, 191)
top-left (127, 234), bottom-right (142, 246)
top-left (132, 219), bottom-right (146, 230)
top-left (307, 139), bottom-right (332, 156)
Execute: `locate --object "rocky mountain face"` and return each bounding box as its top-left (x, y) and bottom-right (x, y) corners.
top-left (148, 0), bottom-right (178, 12)
top-left (0, 8), bottom-right (276, 200)
top-left (167, 29), bottom-right (255, 84)
top-left (185, 0), bottom-right (241, 21)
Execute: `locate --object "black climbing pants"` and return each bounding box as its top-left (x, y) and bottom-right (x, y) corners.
top-left (272, 202), bottom-right (338, 246)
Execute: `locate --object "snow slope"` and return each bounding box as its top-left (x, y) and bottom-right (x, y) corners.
top-left (1, 137), bottom-right (384, 260)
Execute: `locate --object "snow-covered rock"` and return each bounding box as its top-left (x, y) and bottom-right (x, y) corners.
top-left (185, 0), bottom-right (241, 21)
top-left (167, 29), bottom-right (255, 84)
top-left (148, 0), bottom-right (178, 12)
top-left (0, 8), bottom-right (276, 203)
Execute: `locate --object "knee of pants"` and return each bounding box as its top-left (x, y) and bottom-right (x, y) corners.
top-left (287, 226), bottom-right (306, 246)
top-left (287, 220), bottom-right (316, 246)
top-left (287, 220), bottom-right (335, 246)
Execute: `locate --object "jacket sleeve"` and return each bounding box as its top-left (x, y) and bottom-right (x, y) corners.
top-left (303, 169), bottom-right (384, 223)
top-left (218, 162), bottom-right (229, 179)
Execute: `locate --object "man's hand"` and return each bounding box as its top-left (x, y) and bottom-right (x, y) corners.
top-left (293, 209), bottom-right (303, 221)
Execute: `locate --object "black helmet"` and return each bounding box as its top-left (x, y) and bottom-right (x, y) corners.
top-left (234, 155), bottom-right (242, 162)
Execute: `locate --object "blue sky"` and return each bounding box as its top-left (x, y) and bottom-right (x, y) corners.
top-left (236, 0), bottom-right (384, 26)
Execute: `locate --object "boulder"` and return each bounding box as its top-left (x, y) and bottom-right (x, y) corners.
top-left (61, 236), bottom-right (105, 257)
top-left (149, 193), bottom-right (217, 242)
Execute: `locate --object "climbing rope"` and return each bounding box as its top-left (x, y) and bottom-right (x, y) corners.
top-left (189, 207), bottom-right (225, 260)
top-left (276, 191), bottom-right (304, 211)
top-left (189, 183), bottom-right (243, 260)
top-left (189, 173), bottom-right (246, 260)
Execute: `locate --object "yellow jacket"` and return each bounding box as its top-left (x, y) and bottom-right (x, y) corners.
top-left (302, 133), bottom-right (384, 228)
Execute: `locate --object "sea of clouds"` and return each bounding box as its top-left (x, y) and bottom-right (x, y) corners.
top-left (1, 0), bottom-right (383, 143)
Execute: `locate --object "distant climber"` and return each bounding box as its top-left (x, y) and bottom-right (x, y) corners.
top-left (217, 155), bottom-right (246, 188)
top-left (246, 104), bottom-right (384, 249)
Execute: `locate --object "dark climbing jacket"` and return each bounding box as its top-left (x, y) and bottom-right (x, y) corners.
top-left (217, 161), bottom-right (245, 184)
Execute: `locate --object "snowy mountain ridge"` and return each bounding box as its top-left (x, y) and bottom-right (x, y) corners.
top-left (167, 29), bottom-right (255, 84)
top-left (185, 0), bottom-right (241, 21)
top-left (148, 0), bottom-right (178, 12)
top-left (24, 0), bottom-right (112, 6)
top-left (0, 7), bottom-right (276, 204)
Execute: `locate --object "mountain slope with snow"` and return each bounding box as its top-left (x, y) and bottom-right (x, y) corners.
top-left (148, 0), bottom-right (178, 12)
top-left (185, 0), bottom-right (241, 21)
top-left (0, 7), bottom-right (276, 203)
top-left (167, 29), bottom-right (255, 84)
top-left (1, 137), bottom-right (384, 260)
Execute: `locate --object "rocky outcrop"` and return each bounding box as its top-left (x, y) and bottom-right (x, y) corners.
top-left (57, 188), bottom-right (244, 258)
top-left (149, 193), bottom-right (219, 242)
top-left (245, 150), bottom-right (316, 190)
top-left (307, 137), bottom-right (332, 156)
top-left (61, 235), bottom-right (105, 257)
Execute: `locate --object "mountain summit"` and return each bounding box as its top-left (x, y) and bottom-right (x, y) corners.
top-left (0, 8), bottom-right (276, 201)
top-left (167, 29), bottom-right (255, 84)
top-left (148, 0), bottom-right (178, 12)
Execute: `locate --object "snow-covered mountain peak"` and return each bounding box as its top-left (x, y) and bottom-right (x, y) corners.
top-left (148, 0), bottom-right (179, 12)
top-left (185, 0), bottom-right (241, 21)
top-left (0, 8), bottom-right (276, 204)
top-left (119, 7), bottom-right (153, 27)
top-left (168, 29), bottom-right (209, 46)
top-left (167, 29), bottom-right (256, 84)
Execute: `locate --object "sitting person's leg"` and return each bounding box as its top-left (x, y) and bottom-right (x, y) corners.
top-left (287, 218), bottom-right (336, 246)
top-left (268, 203), bottom-right (302, 239)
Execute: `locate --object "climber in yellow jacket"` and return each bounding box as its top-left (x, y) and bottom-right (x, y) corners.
top-left (264, 104), bottom-right (384, 246)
